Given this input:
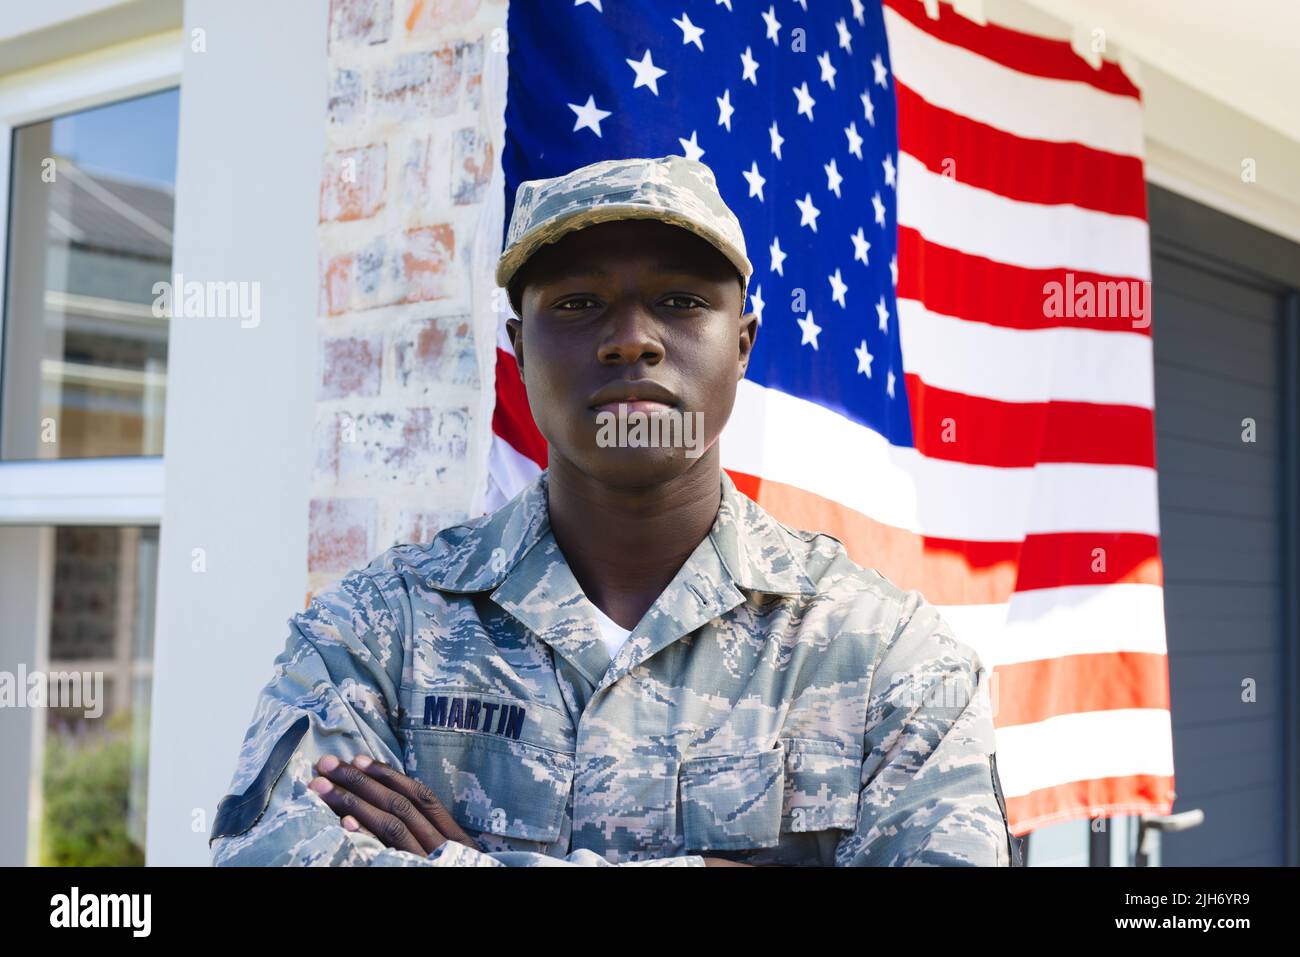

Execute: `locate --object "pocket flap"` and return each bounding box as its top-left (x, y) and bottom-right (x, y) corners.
top-left (781, 738), bottom-right (860, 833)
top-left (679, 744), bottom-right (785, 851)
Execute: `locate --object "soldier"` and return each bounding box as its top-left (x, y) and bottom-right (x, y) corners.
top-left (210, 154), bottom-right (1023, 867)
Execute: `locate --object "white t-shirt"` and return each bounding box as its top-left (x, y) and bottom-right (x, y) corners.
top-left (591, 603), bottom-right (634, 660)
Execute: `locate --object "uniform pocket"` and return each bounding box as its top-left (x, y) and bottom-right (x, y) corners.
top-left (405, 728), bottom-right (574, 844)
top-left (678, 744), bottom-right (786, 851)
top-left (780, 737), bottom-right (860, 833)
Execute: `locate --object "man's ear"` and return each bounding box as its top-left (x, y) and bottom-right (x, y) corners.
top-left (506, 316), bottom-right (524, 381)
top-left (737, 310), bottom-right (758, 379)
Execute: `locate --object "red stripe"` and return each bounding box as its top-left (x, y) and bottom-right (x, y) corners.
top-left (883, 0), bottom-right (1141, 100)
top-left (992, 652), bottom-right (1171, 727)
top-left (725, 470), bottom-right (1163, 603)
top-left (896, 83), bottom-right (1147, 218)
top-left (897, 227), bottom-right (1154, 334)
top-left (904, 373), bottom-right (1156, 468)
top-left (492, 347), bottom-right (547, 469)
top-left (1006, 775), bottom-right (1174, 835)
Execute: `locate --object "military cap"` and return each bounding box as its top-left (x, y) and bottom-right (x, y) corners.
top-left (495, 154), bottom-right (754, 308)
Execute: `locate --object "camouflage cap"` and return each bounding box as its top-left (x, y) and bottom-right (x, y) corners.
top-left (495, 154), bottom-right (753, 309)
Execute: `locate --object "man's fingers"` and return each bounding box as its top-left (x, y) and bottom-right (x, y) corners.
top-left (309, 767), bottom-right (429, 856)
top-left (353, 755), bottom-right (484, 853)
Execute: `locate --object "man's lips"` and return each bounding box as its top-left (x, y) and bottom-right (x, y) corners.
top-left (591, 399), bottom-right (676, 414)
top-left (586, 378), bottom-right (680, 412)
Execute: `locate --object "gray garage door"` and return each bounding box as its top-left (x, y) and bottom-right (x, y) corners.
top-left (1149, 184), bottom-right (1299, 866)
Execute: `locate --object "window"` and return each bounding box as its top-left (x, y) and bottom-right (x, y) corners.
top-left (2, 87), bottom-right (178, 460)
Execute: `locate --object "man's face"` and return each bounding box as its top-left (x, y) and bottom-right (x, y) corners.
top-left (507, 218), bottom-right (757, 488)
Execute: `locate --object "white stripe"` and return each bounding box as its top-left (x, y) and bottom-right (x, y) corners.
top-left (991, 709), bottom-right (1174, 798)
top-left (936, 583), bottom-right (1168, 668)
top-left (898, 299), bottom-right (1155, 408)
top-left (883, 4), bottom-right (1145, 158)
top-left (897, 152), bottom-right (1152, 279)
top-left (722, 380), bottom-right (1160, 540)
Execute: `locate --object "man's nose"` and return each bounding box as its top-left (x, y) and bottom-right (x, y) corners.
top-left (597, 298), bottom-right (664, 365)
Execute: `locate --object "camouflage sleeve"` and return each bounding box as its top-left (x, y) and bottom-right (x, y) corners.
top-left (209, 564), bottom-right (704, 867)
top-left (834, 590), bottom-right (1019, 866)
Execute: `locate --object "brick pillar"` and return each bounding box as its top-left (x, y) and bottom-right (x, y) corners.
top-left (310, 0), bottom-right (507, 599)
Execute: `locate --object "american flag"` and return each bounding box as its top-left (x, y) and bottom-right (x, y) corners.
top-left (482, 0), bottom-right (1175, 836)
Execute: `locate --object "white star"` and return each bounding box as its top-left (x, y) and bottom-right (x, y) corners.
top-left (851, 0), bottom-right (866, 27)
top-left (861, 89), bottom-right (876, 126)
top-left (872, 52), bottom-right (889, 87)
top-left (887, 368), bottom-right (896, 398)
top-left (850, 226), bottom-right (871, 265)
top-left (716, 88), bottom-right (735, 130)
top-left (750, 284), bottom-right (765, 325)
top-left (890, 254), bottom-right (898, 286)
top-left (876, 296), bottom-right (890, 332)
top-left (626, 49), bottom-right (667, 95)
top-left (795, 192), bottom-right (821, 231)
top-left (817, 51), bottom-right (837, 89)
top-left (740, 46), bottom-right (760, 85)
top-left (742, 161), bottom-right (766, 200)
top-left (794, 0), bottom-right (807, 11)
top-left (762, 5), bottom-right (781, 45)
top-left (575, 0), bottom-right (603, 11)
top-left (769, 121), bottom-right (785, 159)
top-left (798, 310), bottom-right (823, 350)
top-left (716, 0), bottom-right (733, 10)
top-left (872, 190), bottom-right (886, 227)
top-left (674, 12), bottom-right (705, 50)
top-left (883, 153), bottom-right (896, 188)
top-left (844, 121), bottom-right (864, 160)
top-left (829, 268), bottom-right (848, 307)
top-left (836, 17), bottom-right (853, 53)
top-left (824, 157), bottom-right (843, 197)
top-left (855, 339), bottom-right (874, 376)
top-left (678, 130), bottom-right (704, 162)
top-left (569, 95), bottom-right (612, 136)
top-left (793, 81), bottom-right (816, 121)
top-left (769, 235), bottom-right (787, 275)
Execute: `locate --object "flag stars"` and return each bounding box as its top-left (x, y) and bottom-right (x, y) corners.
top-left (743, 161), bottom-right (766, 200)
top-left (829, 268), bottom-right (848, 307)
top-left (836, 17), bottom-right (853, 53)
top-left (861, 90), bottom-right (876, 126)
top-left (769, 121), bottom-right (785, 159)
top-left (674, 12), bottom-right (705, 50)
top-left (887, 368), bottom-right (896, 398)
top-left (750, 284), bottom-right (765, 325)
top-left (575, 0), bottom-right (603, 11)
top-left (798, 310), bottom-right (823, 350)
top-left (569, 95), bottom-right (612, 136)
top-left (824, 157), bottom-right (843, 197)
top-left (717, 88), bottom-right (735, 130)
top-left (890, 254), bottom-right (898, 286)
top-left (793, 81), bottom-right (816, 120)
top-left (883, 153), bottom-right (896, 187)
top-left (845, 121), bottom-right (864, 159)
top-left (875, 296), bottom-right (890, 332)
top-left (678, 130), bottom-right (704, 161)
top-left (769, 235), bottom-right (787, 275)
top-left (851, 0), bottom-right (866, 26)
top-left (740, 46), bottom-right (760, 84)
top-left (872, 52), bottom-right (889, 87)
top-left (626, 49), bottom-right (667, 95)
top-left (762, 5), bottom-right (781, 45)
top-left (872, 190), bottom-right (886, 227)
top-left (795, 192), bottom-right (821, 231)
top-left (855, 339), bottom-right (874, 376)
top-left (817, 51), bottom-right (837, 89)
top-left (851, 226), bottom-right (871, 264)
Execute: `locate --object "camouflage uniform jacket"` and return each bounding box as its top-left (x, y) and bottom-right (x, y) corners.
top-left (210, 467), bottom-right (1022, 867)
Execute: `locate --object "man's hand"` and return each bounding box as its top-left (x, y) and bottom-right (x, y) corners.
top-left (309, 754), bottom-right (485, 857)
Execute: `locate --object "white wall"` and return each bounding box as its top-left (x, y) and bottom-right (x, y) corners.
top-left (144, 0), bottom-right (328, 865)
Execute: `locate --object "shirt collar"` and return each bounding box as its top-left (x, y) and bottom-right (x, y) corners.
top-left (418, 467), bottom-right (817, 599)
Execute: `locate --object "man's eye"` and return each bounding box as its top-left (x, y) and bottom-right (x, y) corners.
top-left (556, 297), bottom-right (598, 310)
top-left (662, 295), bottom-right (705, 309)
